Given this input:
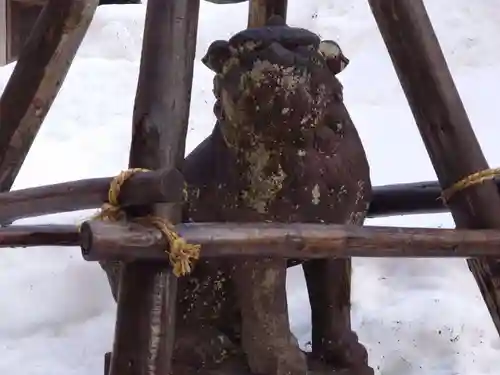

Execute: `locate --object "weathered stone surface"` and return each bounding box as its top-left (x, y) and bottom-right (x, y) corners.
top-left (101, 18), bottom-right (373, 375)
top-left (179, 19), bottom-right (373, 375)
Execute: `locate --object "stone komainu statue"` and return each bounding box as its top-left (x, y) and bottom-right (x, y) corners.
top-left (179, 16), bottom-right (374, 375)
top-left (99, 15), bottom-right (373, 375)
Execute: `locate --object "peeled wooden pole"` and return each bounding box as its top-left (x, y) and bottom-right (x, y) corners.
top-left (106, 1), bottom-right (200, 375)
top-left (78, 220), bottom-right (500, 260)
top-left (369, 0), bottom-right (500, 335)
top-left (4, 222), bottom-right (500, 259)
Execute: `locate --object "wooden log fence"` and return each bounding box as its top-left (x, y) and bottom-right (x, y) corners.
top-left (79, 221), bottom-right (500, 260)
top-left (105, 1), bottom-right (200, 375)
top-left (2, 222), bottom-right (500, 260)
top-left (0, 0), bottom-right (499, 374)
top-left (0, 168), bottom-right (184, 225)
top-left (0, 172), bottom-right (499, 225)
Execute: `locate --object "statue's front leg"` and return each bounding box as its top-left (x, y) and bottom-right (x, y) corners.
top-left (232, 257), bottom-right (307, 375)
top-left (302, 216), bottom-right (372, 374)
top-left (303, 258), bottom-right (369, 367)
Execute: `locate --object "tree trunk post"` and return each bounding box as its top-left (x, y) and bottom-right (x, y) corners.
top-left (106, 1), bottom-right (200, 374)
top-left (369, 0), bottom-right (500, 335)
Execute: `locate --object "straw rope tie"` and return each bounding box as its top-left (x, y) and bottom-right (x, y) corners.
top-left (441, 167), bottom-right (500, 202)
top-left (90, 168), bottom-right (200, 277)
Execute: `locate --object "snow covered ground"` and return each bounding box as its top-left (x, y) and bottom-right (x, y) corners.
top-left (1, 1), bottom-right (500, 374)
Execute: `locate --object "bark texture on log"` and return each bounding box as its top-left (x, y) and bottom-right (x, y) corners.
top-left (0, 0), bottom-right (98, 192)
top-left (0, 168), bottom-right (184, 225)
top-left (78, 220), bottom-right (500, 260)
top-left (369, 0), bottom-right (500, 335)
top-left (5, 221), bottom-right (500, 258)
top-left (104, 1), bottom-right (200, 375)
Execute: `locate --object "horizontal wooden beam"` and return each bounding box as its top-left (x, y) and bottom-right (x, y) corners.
top-left (2, 222), bottom-right (500, 259)
top-left (0, 224), bottom-right (78, 246)
top-left (0, 168), bottom-right (184, 225)
top-left (77, 220), bottom-right (500, 259)
top-left (10, 0), bottom-right (47, 6)
top-left (1, 174), bottom-right (497, 224)
top-left (368, 179), bottom-right (500, 218)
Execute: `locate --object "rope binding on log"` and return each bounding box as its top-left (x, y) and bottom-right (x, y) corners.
top-left (83, 168), bottom-right (200, 276)
top-left (441, 167), bottom-right (500, 202)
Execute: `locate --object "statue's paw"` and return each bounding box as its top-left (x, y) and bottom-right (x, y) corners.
top-left (306, 350), bottom-right (374, 375)
top-left (311, 331), bottom-right (371, 372)
top-left (174, 325), bottom-right (238, 368)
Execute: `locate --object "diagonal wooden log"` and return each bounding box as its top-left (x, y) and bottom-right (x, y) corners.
top-left (0, 0), bottom-right (99, 192)
top-left (106, 1), bottom-right (200, 375)
top-left (0, 168), bottom-right (184, 225)
top-left (368, 0), bottom-right (500, 335)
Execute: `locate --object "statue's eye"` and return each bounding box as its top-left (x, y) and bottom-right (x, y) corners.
top-left (318, 40), bottom-right (341, 59)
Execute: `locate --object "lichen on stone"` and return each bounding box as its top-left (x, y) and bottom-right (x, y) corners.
top-left (240, 142), bottom-right (287, 214)
top-left (311, 184), bottom-right (321, 205)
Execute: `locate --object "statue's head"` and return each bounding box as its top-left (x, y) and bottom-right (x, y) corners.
top-left (202, 18), bottom-right (349, 148)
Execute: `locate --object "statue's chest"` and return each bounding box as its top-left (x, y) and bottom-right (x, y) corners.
top-left (234, 143), bottom-right (288, 216)
top-left (224, 144), bottom-right (367, 225)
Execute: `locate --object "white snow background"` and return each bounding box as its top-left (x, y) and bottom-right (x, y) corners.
top-left (1, 1), bottom-right (500, 374)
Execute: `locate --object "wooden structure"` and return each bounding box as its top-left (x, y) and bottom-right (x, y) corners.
top-left (0, 0), bottom-right (141, 65)
top-left (1, 0), bottom-right (500, 374)
top-left (0, 0), bottom-right (46, 65)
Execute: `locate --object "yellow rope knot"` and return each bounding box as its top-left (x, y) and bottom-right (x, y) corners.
top-left (441, 167), bottom-right (500, 202)
top-left (145, 216), bottom-right (200, 277)
top-left (93, 168), bottom-right (149, 221)
top-left (90, 168), bottom-right (200, 277)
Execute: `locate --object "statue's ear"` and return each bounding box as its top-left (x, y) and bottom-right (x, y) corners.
top-left (266, 15), bottom-right (287, 27)
top-left (202, 40), bottom-right (232, 73)
top-left (318, 40), bottom-right (350, 75)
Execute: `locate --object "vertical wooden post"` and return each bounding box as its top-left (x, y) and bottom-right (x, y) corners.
top-left (0, 0), bottom-right (6, 65)
top-left (248, 0), bottom-right (287, 28)
top-left (368, 0), bottom-right (500, 334)
top-left (6, 2), bottom-right (44, 64)
top-left (107, 0), bottom-right (200, 374)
